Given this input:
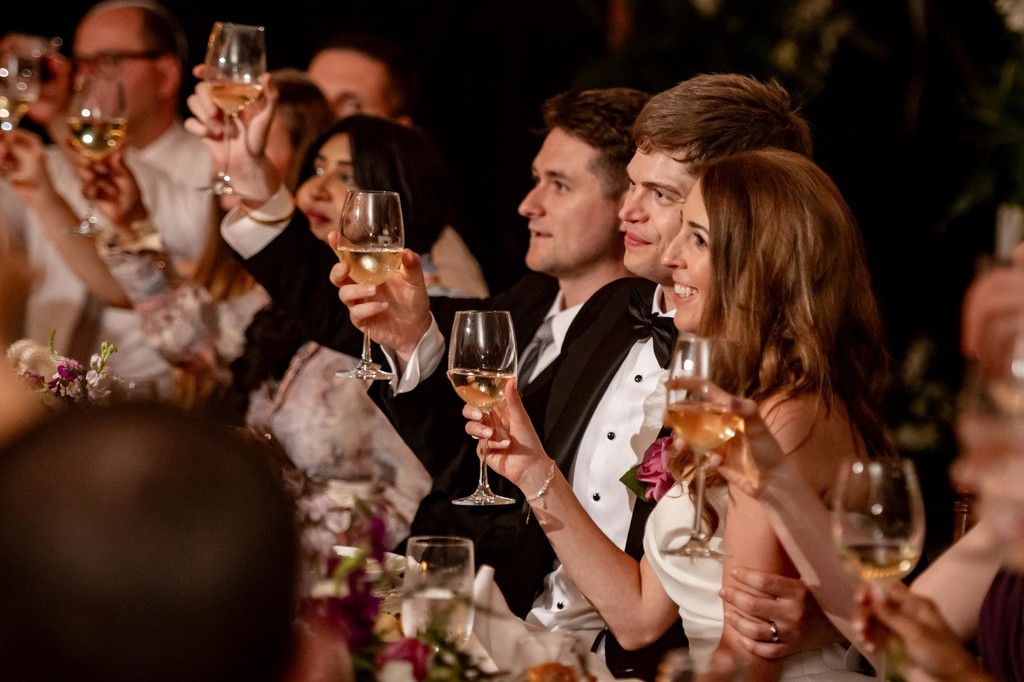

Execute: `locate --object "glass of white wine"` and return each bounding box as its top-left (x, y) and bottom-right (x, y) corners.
top-left (831, 457), bottom-right (925, 681)
top-left (66, 72), bottom-right (127, 235)
top-left (448, 309), bottom-right (517, 506)
top-left (0, 44), bottom-right (41, 133)
top-left (401, 535), bottom-right (475, 650)
top-left (200, 21), bottom-right (265, 196)
top-left (663, 334), bottom-right (745, 559)
top-left (335, 189), bottom-right (405, 381)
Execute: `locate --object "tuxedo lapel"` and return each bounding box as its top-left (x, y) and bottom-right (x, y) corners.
top-left (542, 278), bottom-right (656, 473)
top-left (544, 315), bottom-right (637, 472)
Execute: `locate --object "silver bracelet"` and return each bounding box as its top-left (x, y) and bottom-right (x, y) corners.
top-left (524, 461), bottom-right (556, 523)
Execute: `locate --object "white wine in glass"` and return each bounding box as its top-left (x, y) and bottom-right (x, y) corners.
top-left (831, 458), bottom-right (925, 680)
top-left (335, 190), bottom-right (405, 381)
top-left (200, 22), bottom-right (265, 196)
top-left (66, 73), bottom-right (127, 235)
top-left (401, 535), bottom-right (475, 650)
top-left (663, 333), bottom-right (745, 560)
top-left (0, 46), bottom-right (41, 132)
top-left (448, 310), bottom-right (517, 506)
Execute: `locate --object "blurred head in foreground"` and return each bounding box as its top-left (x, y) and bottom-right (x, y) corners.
top-left (0, 402), bottom-right (300, 682)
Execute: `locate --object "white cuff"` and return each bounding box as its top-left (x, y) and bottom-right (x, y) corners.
top-left (389, 316), bottom-right (445, 394)
top-left (221, 185), bottom-right (295, 259)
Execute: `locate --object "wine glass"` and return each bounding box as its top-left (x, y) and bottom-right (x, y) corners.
top-left (0, 45), bottom-right (41, 133)
top-left (448, 310), bottom-right (517, 506)
top-left (200, 22), bottom-right (265, 196)
top-left (334, 190), bottom-right (405, 380)
top-left (401, 535), bottom-right (475, 650)
top-left (663, 333), bottom-right (745, 559)
top-left (66, 73), bottom-right (127, 235)
top-left (831, 458), bottom-right (925, 681)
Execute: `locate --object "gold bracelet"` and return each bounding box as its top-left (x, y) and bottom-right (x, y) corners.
top-left (524, 461), bottom-right (557, 523)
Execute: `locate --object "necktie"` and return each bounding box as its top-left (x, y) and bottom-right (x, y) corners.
top-left (626, 288), bottom-right (677, 368)
top-left (518, 317), bottom-right (554, 385)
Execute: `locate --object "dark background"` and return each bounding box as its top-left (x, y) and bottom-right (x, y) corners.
top-left (10, 0), bottom-right (1018, 551)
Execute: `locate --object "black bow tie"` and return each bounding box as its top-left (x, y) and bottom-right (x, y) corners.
top-left (627, 288), bottom-right (677, 368)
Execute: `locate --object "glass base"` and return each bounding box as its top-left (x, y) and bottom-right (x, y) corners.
top-left (663, 534), bottom-right (730, 560)
top-left (336, 363), bottom-right (393, 381)
top-left (452, 487), bottom-right (516, 506)
top-left (198, 179), bottom-right (234, 196)
top-left (72, 212), bottom-right (99, 235)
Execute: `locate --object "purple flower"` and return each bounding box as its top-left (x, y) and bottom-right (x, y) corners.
top-left (636, 436), bottom-right (676, 502)
top-left (375, 637), bottom-right (432, 680)
top-left (307, 567), bottom-right (383, 652)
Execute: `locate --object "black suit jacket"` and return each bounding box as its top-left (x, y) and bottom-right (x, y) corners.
top-left (241, 212), bottom-right (369, 357)
top-left (239, 221), bottom-right (683, 680)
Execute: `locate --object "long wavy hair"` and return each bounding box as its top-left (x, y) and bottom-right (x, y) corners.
top-left (677, 148), bottom-right (893, 532)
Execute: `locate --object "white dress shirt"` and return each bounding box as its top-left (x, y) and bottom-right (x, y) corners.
top-left (10, 123), bottom-right (213, 395)
top-left (390, 291), bottom-right (581, 395)
top-left (526, 288), bottom-right (674, 653)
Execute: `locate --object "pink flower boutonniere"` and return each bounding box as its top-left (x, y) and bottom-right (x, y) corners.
top-left (620, 435), bottom-right (676, 502)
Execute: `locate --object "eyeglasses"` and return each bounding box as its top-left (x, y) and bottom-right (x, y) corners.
top-left (73, 50), bottom-right (171, 72)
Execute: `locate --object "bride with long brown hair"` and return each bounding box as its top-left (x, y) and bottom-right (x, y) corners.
top-left (467, 147), bottom-right (891, 680)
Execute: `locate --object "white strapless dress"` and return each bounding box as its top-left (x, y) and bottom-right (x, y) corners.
top-left (644, 482), bottom-right (869, 679)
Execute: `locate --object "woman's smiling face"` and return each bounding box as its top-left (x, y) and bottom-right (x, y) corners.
top-left (662, 180), bottom-right (712, 333)
top-left (296, 133), bottom-right (358, 242)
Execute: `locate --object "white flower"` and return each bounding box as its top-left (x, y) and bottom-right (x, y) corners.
top-left (377, 660), bottom-right (417, 682)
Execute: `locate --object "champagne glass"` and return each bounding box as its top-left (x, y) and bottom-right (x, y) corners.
top-left (200, 22), bottom-right (265, 196)
top-left (334, 189), bottom-right (405, 380)
top-left (401, 535), bottom-right (475, 650)
top-left (448, 310), bottom-right (518, 506)
top-left (663, 334), bottom-right (745, 559)
top-left (831, 458), bottom-right (925, 680)
top-left (66, 73), bottom-right (127, 235)
top-left (0, 45), bottom-right (41, 132)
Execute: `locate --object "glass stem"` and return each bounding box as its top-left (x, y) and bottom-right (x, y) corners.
top-left (477, 454), bottom-right (490, 491)
top-left (361, 330), bottom-right (373, 367)
top-left (477, 408), bottom-right (493, 492)
top-left (689, 451), bottom-right (708, 541)
top-left (222, 113), bottom-right (234, 181)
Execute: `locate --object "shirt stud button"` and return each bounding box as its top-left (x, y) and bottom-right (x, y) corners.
top-left (593, 492), bottom-right (601, 501)
top-left (634, 375), bottom-right (643, 383)
top-left (607, 432), bottom-right (615, 440)
top-left (557, 602), bottom-right (564, 609)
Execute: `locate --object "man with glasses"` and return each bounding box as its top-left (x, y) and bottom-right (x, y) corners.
top-left (2, 0), bottom-right (213, 398)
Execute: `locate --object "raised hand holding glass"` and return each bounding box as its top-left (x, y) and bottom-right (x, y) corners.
top-left (66, 73), bottom-right (126, 234)
top-left (335, 189), bottom-right (405, 381)
top-left (663, 334), bottom-right (746, 560)
top-left (199, 22), bottom-right (265, 196)
top-left (448, 310), bottom-right (517, 506)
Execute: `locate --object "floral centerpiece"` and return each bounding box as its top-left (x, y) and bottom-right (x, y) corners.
top-left (296, 492), bottom-right (497, 682)
top-left (6, 331), bottom-right (119, 408)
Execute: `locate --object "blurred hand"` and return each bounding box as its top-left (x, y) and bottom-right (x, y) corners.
top-left (1, 128), bottom-right (54, 200)
top-left (68, 146), bottom-right (146, 233)
top-left (721, 566), bottom-right (844, 660)
top-left (851, 582), bottom-right (992, 682)
top-left (961, 257), bottom-right (1024, 376)
top-left (329, 237), bottom-right (432, 365)
top-left (24, 51), bottom-right (72, 133)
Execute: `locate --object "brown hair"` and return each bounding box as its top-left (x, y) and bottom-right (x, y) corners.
top-left (633, 74), bottom-right (813, 171)
top-left (680, 149), bottom-right (892, 532)
top-left (540, 87), bottom-right (650, 198)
